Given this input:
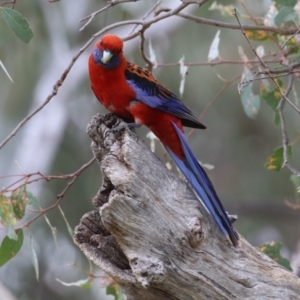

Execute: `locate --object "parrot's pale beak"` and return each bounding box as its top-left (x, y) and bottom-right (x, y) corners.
top-left (101, 50), bottom-right (113, 64)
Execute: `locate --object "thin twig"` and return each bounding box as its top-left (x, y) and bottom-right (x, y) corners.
top-left (157, 58), bottom-right (283, 68)
top-left (187, 59), bottom-right (266, 139)
top-left (233, 9), bottom-right (267, 68)
top-left (1, 157), bottom-right (96, 194)
top-left (183, 0), bottom-right (211, 5)
top-left (21, 177), bottom-right (77, 228)
top-left (176, 11), bottom-right (300, 36)
top-left (79, 4), bottom-right (112, 31)
top-left (254, 59), bottom-right (300, 75)
top-left (127, 0), bottom-right (162, 36)
top-left (108, 0), bottom-right (138, 4)
top-left (233, 9), bottom-right (300, 114)
top-left (239, 70), bottom-right (300, 90)
top-left (139, 31), bottom-right (153, 71)
top-left (123, 2), bottom-right (190, 41)
top-left (187, 81), bottom-right (230, 138)
top-left (20, 157), bottom-right (96, 228)
top-left (0, 0), bottom-right (16, 7)
top-left (281, 28), bottom-right (300, 49)
top-left (237, 0), bottom-right (284, 54)
top-left (238, 0), bottom-right (260, 25)
top-left (79, 0), bottom-right (141, 32)
top-left (277, 75), bottom-right (300, 176)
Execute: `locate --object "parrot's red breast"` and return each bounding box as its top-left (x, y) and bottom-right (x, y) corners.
top-left (88, 36), bottom-right (134, 120)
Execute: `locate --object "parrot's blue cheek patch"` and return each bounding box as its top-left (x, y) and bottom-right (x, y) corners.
top-left (93, 48), bottom-right (121, 70)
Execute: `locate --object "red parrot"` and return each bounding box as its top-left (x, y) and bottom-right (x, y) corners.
top-left (88, 34), bottom-right (239, 246)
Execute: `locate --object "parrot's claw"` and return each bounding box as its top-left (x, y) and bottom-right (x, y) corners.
top-left (109, 122), bottom-right (141, 137)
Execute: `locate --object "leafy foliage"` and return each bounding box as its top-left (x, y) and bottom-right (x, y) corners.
top-left (0, 229), bottom-right (23, 267)
top-left (29, 233), bottom-right (39, 281)
top-left (265, 146), bottom-right (292, 171)
top-left (0, 186), bottom-right (33, 238)
top-left (258, 241), bottom-right (292, 271)
top-left (273, 0), bottom-right (297, 10)
top-left (245, 30), bottom-right (273, 41)
top-left (240, 66), bottom-right (260, 119)
top-left (274, 7), bottom-right (298, 27)
top-left (106, 284), bottom-right (124, 300)
top-left (260, 79), bottom-right (284, 125)
top-left (0, 7), bottom-right (33, 43)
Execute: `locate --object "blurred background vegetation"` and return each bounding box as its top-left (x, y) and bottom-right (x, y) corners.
top-left (0, 0), bottom-right (300, 299)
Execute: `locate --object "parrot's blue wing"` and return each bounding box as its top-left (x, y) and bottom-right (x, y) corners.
top-left (125, 62), bottom-right (206, 129)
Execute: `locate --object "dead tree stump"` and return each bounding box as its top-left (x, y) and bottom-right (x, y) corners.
top-left (74, 113), bottom-right (300, 300)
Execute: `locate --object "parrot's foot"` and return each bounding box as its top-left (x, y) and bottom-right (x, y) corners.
top-left (109, 122), bottom-right (141, 137)
top-left (102, 112), bottom-right (133, 124)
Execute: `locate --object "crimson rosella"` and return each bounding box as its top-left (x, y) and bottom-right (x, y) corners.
top-left (88, 34), bottom-right (239, 246)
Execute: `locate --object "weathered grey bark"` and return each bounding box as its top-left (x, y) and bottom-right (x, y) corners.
top-left (74, 113), bottom-right (300, 300)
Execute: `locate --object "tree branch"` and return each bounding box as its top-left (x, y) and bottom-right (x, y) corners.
top-left (74, 114), bottom-right (300, 300)
top-left (176, 11), bottom-right (300, 36)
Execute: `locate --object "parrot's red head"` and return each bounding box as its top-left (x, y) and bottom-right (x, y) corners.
top-left (92, 34), bottom-right (124, 70)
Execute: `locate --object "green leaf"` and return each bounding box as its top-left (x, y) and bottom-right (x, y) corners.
top-left (0, 7), bottom-right (33, 43)
top-left (283, 37), bottom-right (299, 54)
top-left (274, 7), bottom-right (298, 27)
top-left (260, 79), bottom-right (283, 125)
top-left (0, 229), bottom-right (23, 267)
top-left (29, 233), bottom-right (39, 281)
top-left (0, 194), bottom-right (16, 226)
top-left (0, 188), bottom-right (30, 235)
top-left (0, 60), bottom-right (14, 82)
top-left (274, 0), bottom-right (297, 10)
top-left (56, 278), bottom-right (92, 289)
top-left (106, 284), bottom-right (123, 300)
top-left (58, 205), bottom-right (73, 237)
top-left (265, 146), bottom-right (292, 171)
top-left (245, 30), bottom-right (272, 41)
top-left (264, 4), bottom-right (280, 27)
top-left (240, 66), bottom-right (260, 119)
top-left (26, 191), bottom-right (39, 209)
top-left (258, 241), bottom-right (292, 271)
top-left (44, 214), bottom-right (58, 249)
top-left (5, 224), bottom-right (18, 240)
top-left (11, 186), bottom-right (27, 220)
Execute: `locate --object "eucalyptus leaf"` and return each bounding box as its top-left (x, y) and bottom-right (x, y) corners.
top-left (1, 7), bottom-right (33, 43)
